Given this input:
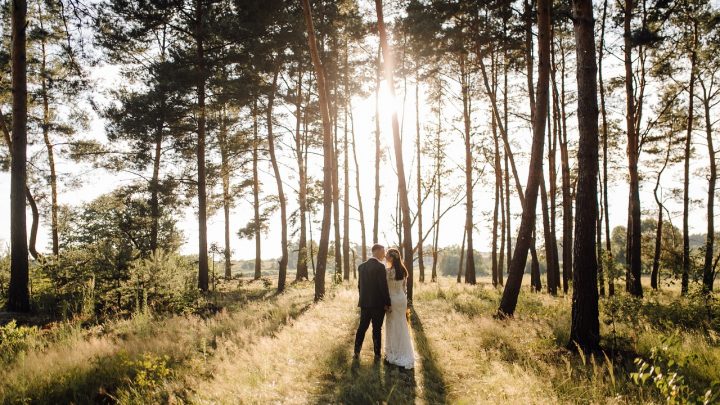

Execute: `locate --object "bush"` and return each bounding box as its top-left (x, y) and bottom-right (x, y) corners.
top-left (122, 250), bottom-right (201, 315)
top-left (631, 334), bottom-right (720, 404)
top-left (0, 321), bottom-right (40, 365)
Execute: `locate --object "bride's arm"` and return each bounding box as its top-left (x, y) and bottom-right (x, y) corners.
top-left (403, 278), bottom-right (407, 294)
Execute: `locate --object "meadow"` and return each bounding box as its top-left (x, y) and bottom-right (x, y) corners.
top-left (1, 275), bottom-right (717, 404)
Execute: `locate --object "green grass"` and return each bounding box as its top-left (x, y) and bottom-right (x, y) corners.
top-left (1, 275), bottom-right (717, 404)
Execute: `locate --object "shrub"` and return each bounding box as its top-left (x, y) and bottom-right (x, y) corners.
top-left (0, 321), bottom-right (40, 365)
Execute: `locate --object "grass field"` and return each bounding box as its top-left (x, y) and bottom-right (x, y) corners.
top-left (0, 275), bottom-right (717, 404)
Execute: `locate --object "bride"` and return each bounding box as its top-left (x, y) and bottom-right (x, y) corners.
top-left (383, 248), bottom-right (415, 369)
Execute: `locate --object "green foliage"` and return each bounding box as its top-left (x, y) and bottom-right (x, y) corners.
top-left (631, 334), bottom-right (719, 404)
top-left (0, 321), bottom-right (40, 365)
top-left (123, 250), bottom-right (202, 315)
top-left (0, 251), bottom-right (8, 306)
top-left (125, 353), bottom-right (172, 391)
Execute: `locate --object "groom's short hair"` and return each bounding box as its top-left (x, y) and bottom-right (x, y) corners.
top-left (371, 244), bottom-right (385, 253)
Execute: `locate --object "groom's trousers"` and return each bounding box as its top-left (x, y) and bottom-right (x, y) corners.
top-left (354, 307), bottom-right (386, 356)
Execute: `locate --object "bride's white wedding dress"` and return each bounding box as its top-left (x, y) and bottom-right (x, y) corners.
top-left (384, 267), bottom-right (415, 369)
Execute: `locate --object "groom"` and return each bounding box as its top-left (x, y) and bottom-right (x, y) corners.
top-left (353, 244), bottom-right (392, 360)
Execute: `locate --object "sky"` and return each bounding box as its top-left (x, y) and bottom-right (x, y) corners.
top-left (0, 1), bottom-right (716, 261)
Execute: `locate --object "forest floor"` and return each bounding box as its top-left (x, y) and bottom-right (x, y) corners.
top-left (1, 276), bottom-right (718, 404)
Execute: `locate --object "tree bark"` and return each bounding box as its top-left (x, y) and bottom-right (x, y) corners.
top-left (681, 21), bottom-right (698, 296)
top-left (598, 0), bottom-right (614, 296)
top-left (702, 83), bottom-right (716, 293)
top-left (350, 106), bottom-right (367, 261)
top-left (219, 105), bottom-right (231, 278)
top-left (458, 228), bottom-right (466, 284)
top-left (497, 0), bottom-right (550, 317)
top-left (373, 46), bottom-right (381, 245)
top-left (624, 0), bottom-right (643, 297)
top-left (301, 0), bottom-right (334, 301)
top-left (652, 140), bottom-right (671, 290)
top-left (375, 0), bottom-right (414, 302)
top-left (416, 70), bottom-right (425, 283)
top-left (267, 70), bottom-right (288, 292)
top-left (295, 67), bottom-right (309, 280)
top-left (343, 42), bottom-right (351, 282)
top-left (195, 0), bottom-right (209, 292)
top-left (8, 0), bottom-right (30, 311)
top-left (252, 99), bottom-right (262, 280)
top-left (460, 54), bottom-right (476, 285)
top-left (39, 19), bottom-right (59, 257)
top-left (569, 0), bottom-right (600, 352)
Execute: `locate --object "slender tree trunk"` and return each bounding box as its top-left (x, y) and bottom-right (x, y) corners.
top-left (569, 0), bottom-right (600, 352)
top-left (458, 229), bottom-right (466, 283)
top-left (7, 0), bottom-right (29, 311)
top-left (499, 149), bottom-right (506, 287)
top-left (39, 23), bottom-right (59, 257)
top-left (267, 70), bottom-right (288, 292)
top-left (681, 22), bottom-right (698, 296)
top-left (301, 0), bottom-right (334, 300)
top-left (597, 171), bottom-right (605, 296)
top-left (432, 84), bottom-right (442, 283)
top-left (558, 38), bottom-right (573, 295)
top-left (342, 43), bottom-right (351, 281)
top-left (195, 0), bottom-right (209, 292)
top-left (252, 99), bottom-right (262, 280)
top-left (540, 174), bottom-right (557, 295)
top-left (219, 106), bottom-right (232, 278)
top-left (295, 68), bottom-right (309, 280)
top-left (332, 84), bottom-right (342, 284)
top-left (531, 237), bottom-right (542, 292)
top-left (460, 54), bottom-right (476, 285)
top-left (350, 107), bottom-right (367, 261)
top-left (416, 70), bottom-right (425, 282)
top-left (492, 111), bottom-right (501, 287)
top-left (599, 0), bottom-right (614, 296)
top-left (373, 45), bottom-right (381, 244)
top-left (702, 86), bottom-right (716, 292)
top-left (376, 0), bottom-right (414, 302)
top-left (498, 0), bottom-right (550, 317)
top-left (624, 0), bottom-right (643, 297)
top-left (652, 142), bottom-right (671, 290)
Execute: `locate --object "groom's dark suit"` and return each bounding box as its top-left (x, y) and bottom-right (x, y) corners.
top-left (354, 257), bottom-right (391, 357)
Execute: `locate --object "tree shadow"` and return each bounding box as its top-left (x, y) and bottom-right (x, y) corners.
top-left (313, 319), bottom-right (418, 405)
top-left (410, 309), bottom-right (449, 404)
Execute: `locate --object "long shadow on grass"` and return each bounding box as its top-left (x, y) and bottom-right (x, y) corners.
top-left (6, 287), bottom-right (312, 404)
top-left (410, 309), bottom-right (449, 404)
top-left (314, 318), bottom-right (418, 405)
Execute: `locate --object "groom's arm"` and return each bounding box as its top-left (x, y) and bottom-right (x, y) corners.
top-left (376, 264), bottom-right (391, 308)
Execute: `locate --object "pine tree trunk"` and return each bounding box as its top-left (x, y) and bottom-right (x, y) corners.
top-left (219, 106), bottom-right (232, 278)
top-left (7, 0), bottom-right (29, 312)
top-left (267, 70), bottom-right (288, 292)
top-left (432, 87), bottom-right (442, 283)
top-left (540, 174), bottom-right (557, 295)
top-left (652, 143), bottom-right (671, 290)
top-left (569, 0), bottom-right (600, 352)
top-left (301, 0), bottom-right (334, 301)
top-left (681, 22), bottom-right (698, 296)
top-left (416, 70), bottom-right (425, 283)
top-left (492, 110), bottom-right (501, 288)
top-left (458, 229), bottom-right (466, 284)
top-left (460, 54), bottom-right (476, 285)
top-left (252, 99), bottom-right (262, 280)
top-left (558, 38), bottom-right (573, 295)
top-left (498, 0), bottom-right (550, 317)
top-left (295, 68), bottom-right (309, 280)
top-left (39, 27), bottom-right (59, 257)
top-left (195, 0), bottom-right (209, 292)
top-left (375, 0), bottom-right (414, 302)
top-left (342, 43), bottom-right (351, 282)
top-left (624, 0), bottom-right (643, 298)
top-left (350, 107), bottom-right (367, 261)
top-left (702, 88), bottom-right (716, 292)
top-left (373, 45), bottom-right (381, 244)
top-left (599, 0), bottom-right (614, 296)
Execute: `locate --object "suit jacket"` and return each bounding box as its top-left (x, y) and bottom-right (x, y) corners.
top-left (357, 258), bottom-right (391, 308)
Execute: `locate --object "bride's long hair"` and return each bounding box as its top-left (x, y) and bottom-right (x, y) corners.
top-left (387, 248), bottom-right (409, 281)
